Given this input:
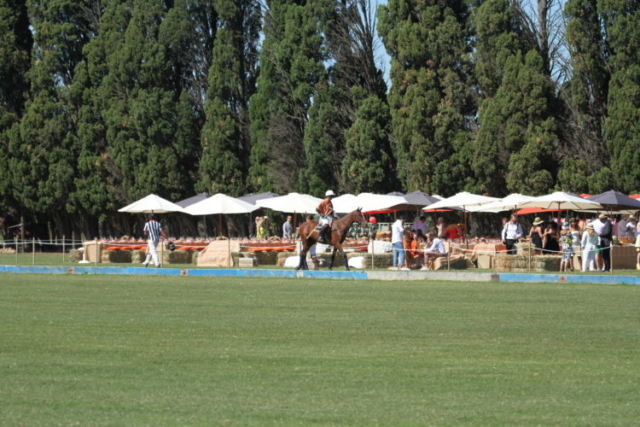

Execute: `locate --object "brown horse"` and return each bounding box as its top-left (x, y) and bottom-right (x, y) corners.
top-left (296, 208), bottom-right (367, 271)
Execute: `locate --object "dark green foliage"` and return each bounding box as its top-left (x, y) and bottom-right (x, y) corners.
top-left (378, 0), bottom-right (474, 196)
top-left (341, 88), bottom-right (395, 193)
top-left (197, 0), bottom-right (260, 196)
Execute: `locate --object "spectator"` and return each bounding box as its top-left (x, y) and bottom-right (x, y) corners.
top-left (581, 224), bottom-right (599, 272)
top-left (529, 217), bottom-right (545, 255)
top-left (421, 232), bottom-right (448, 270)
top-left (390, 216), bottom-right (406, 270)
top-left (282, 215), bottom-right (293, 239)
top-left (502, 214), bottom-right (524, 255)
top-left (411, 216), bottom-right (427, 235)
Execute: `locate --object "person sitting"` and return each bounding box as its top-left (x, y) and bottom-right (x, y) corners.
top-left (316, 190), bottom-right (336, 244)
top-left (421, 232), bottom-right (448, 270)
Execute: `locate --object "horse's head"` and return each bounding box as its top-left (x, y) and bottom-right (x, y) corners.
top-left (354, 207), bottom-right (367, 224)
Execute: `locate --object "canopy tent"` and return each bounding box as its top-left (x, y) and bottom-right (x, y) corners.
top-left (118, 194), bottom-right (184, 214)
top-left (175, 192), bottom-right (210, 208)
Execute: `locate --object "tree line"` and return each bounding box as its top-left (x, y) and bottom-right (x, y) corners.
top-left (0, 0), bottom-right (638, 239)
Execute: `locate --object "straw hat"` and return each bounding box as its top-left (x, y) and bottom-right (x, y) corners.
top-left (533, 217), bottom-right (544, 226)
top-left (598, 212), bottom-right (607, 219)
top-left (586, 223), bottom-right (594, 230)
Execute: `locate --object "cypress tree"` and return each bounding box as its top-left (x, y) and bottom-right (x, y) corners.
top-left (378, 0), bottom-right (474, 195)
top-left (248, 0), bottom-right (328, 194)
top-left (473, 0), bottom-right (558, 196)
top-left (0, 0), bottom-right (31, 213)
top-left (341, 87), bottom-right (394, 193)
top-left (600, 0), bottom-right (640, 193)
top-left (9, 0), bottom-right (91, 233)
top-left (197, 0), bottom-right (260, 196)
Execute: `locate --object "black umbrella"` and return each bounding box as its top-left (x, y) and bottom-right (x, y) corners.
top-left (586, 190), bottom-right (640, 212)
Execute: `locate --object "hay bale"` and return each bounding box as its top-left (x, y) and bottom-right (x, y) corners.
top-left (106, 250), bottom-right (132, 263)
top-left (68, 249), bottom-right (81, 262)
top-left (163, 250), bottom-right (192, 264)
top-left (253, 250), bottom-right (279, 266)
top-left (131, 250), bottom-right (145, 264)
top-left (277, 251), bottom-right (297, 267)
top-left (433, 254), bottom-right (473, 270)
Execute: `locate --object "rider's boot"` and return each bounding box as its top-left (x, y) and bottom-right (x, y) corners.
top-left (318, 224), bottom-right (329, 244)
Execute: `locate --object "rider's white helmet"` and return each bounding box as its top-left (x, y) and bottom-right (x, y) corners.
top-left (325, 190), bottom-right (336, 197)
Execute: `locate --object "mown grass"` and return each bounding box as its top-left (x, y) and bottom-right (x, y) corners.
top-left (1, 274), bottom-right (639, 426)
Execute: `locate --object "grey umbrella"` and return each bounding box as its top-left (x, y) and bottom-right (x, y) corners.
top-left (585, 190), bottom-right (640, 212)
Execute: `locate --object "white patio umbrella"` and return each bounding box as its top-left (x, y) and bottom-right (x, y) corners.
top-left (183, 193), bottom-right (259, 216)
top-left (332, 194), bottom-right (357, 214)
top-left (118, 194), bottom-right (184, 213)
top-left (423, 192), bottom-right (500, 243)
top-left (333, 193), bottom-right (407, 214)
top-left (422, 192), bottom-right (499, 211)
top-left (517, 191), bottom-right (602, 212)
top-left (471, 193), bottom-right (536, 213)
top-left (255, 192), bottom-right (322, 214)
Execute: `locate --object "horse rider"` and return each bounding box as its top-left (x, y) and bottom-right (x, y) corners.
top-left (316, 190), bottom-right (337, 244)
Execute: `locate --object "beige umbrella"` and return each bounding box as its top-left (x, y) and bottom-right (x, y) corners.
top-left (118, 194), bottom-right (184, 213)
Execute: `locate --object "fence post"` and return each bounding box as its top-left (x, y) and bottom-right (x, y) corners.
top-left (95, 240), bottom-right (99, 267)
top-left (528, 242), bottom-right (532, 273)
top-left (15, 237), bottom-right (18, 265)
top-left (32, 237), bottom-right (35, 265)
top-left (62, 235), bottom-right (65, 263)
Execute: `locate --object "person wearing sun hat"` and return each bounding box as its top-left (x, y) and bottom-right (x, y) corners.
top-left (581, 223), bottom-right (599, 272)
top-left (528, 217), bottom-right (545, 255)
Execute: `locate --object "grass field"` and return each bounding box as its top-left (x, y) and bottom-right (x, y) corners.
top-left (1, 274), bottom-right (640, 426)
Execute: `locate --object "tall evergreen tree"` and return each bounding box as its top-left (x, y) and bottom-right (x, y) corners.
top-left (600, 0), bottom-right (640, 193)
top-left (197, 0), bottom-right (260, 196)
top-left (9, 0), bottom-right (92, 234)
top-left (378, 0), bottom-right (474, 195)
top-left (341, 87), bottom-right (394, 193)
top-left (248, 0), bottom-right (328, 194)
top-left (559, 0), bottom-right (610, 189)
top-left (473, 0), bottom-right (558, 196)
top-left (0, 0), bottom-right (32, 214)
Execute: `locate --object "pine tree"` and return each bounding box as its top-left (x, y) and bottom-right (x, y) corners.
top-left (248, 0), bottom-right (328, 194)
top-left (561, 0), bottom-right (610, 181)
top-left (473, 0), bottom-right (558, 196)
top-left (0, 0), bottom-right (31, 213)
top-left (197, 0), bottom-right (260, 196)
top-left (9, 0), bottom-right (92, 233)
top-left (341, 87), bottom-right (394, 193)
top-left (378, 0), bottom-right (474, 195)
top-left (600, 0), bottom-right (640, 193)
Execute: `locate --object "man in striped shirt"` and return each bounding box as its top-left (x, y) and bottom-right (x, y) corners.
top-left (142, 214), bottom-right (167, 267)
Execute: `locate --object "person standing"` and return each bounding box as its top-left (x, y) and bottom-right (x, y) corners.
top-left (316, 190), bottom-right (336, 244)
top-left (596, 213), bottom-right (612, 272)
top-left (142, 214), bottom-right (167, 268)
top-left (501, 214), bottom-right (524, 255)
top-left (411, 216), bottom-right (427, 236)
top-left (282, 215), bottom-right (293, 239)
top-left (581, 223), bottom-right (599, 272)
top-left (391, 215), bottom-right (406, 270)
top-left (529, 217), bottom-right (545, 255)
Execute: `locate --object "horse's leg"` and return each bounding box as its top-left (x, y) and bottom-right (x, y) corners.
top-left (329, 247), bottom-right (336, 270)
top-left (296, 237), bottom-right (309, 271)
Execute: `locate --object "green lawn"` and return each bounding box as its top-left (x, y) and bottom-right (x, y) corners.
top-left (1, 274), bottom-right (639, 425)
